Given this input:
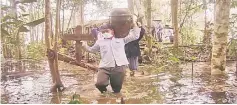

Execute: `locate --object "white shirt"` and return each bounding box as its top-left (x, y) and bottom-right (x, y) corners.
top-left (83, 27), bottom-right (141, 68)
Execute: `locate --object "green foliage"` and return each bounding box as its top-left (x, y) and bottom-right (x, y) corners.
top-left (1, 28), bottom-right (10, 36)
top-left (19, 0), bottom-right (37, 4)
top-left (180, 26), bottom-right (199, 45)
top-left (169, 56), bottom-right (180, 63)
top-left (1, 0), bottom-right (45, 59)
top-left (228, 39), bottom-right (237, 56)
top-left (231, 0), bottom-right (237, 8)
top-left (25, 18), bottom-right (45, 27)
top-left (68, 93), bottom-right (83, 104)
top-left (145, 44), bottom-right (182, 74)
top-left (26, 42), bottom-right (46, 60)
top-left (18, 25), bottom-right (29, 32)
top-left (228, 12), bottom-right (237, 57)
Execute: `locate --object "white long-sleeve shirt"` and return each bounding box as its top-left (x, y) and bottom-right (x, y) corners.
top-left (83, 27), bottom-right (141, 68)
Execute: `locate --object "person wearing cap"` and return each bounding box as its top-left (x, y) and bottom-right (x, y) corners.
top-left (81, 8), bottom-right (141, 94)
top-left (125, 22), bottom-right (145, 76)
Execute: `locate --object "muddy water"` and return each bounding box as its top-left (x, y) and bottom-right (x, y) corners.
top-left (1, 59), bottom-right (237, 104)
top-left (157, 62), bottom-right (237, 104)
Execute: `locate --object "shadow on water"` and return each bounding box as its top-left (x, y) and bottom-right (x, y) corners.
top-left (1, 59), bottom-right (237, 104)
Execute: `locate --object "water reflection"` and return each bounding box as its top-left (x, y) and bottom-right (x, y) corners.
top-left (157, 62), bottom-right (237, 104)
top-left (1, 60), bottom-right (237, 104)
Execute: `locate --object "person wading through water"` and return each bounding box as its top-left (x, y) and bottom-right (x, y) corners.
top-left (81, 8), bottom-right (141, 94)
top-left (125, 22), bottom-right (145, 76)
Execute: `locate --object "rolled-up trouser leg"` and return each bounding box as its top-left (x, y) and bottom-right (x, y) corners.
top-left (128, 56), bottom-right (139, 71)
top-left (95, 68), bottom-right (110, 93)
top-left (110, 66), bottom-right (126, 93)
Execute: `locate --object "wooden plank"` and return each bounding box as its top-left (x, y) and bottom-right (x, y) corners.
top-left (75, 25), bottom-right (82, 35)
top-left (75, 41), bottom-right (83, 62)
top-left (62, 25), bottom-right (94, 41)
top-left (62, 34), bottom-right (94, 41)
top-left (58, 53), bottom-right (98, 71)
top-left (75, 25), bottom-right (83, 63)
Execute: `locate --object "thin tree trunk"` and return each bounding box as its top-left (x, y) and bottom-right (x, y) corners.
top-left (62, 0), bottom-right (64, 36)
top-left (147, 0), bottom-right (152, 57)
top-left (42, 24), bottom-right (44, 43)
top-left (12, 0), bottom-right (22, 59)
top-left (147, 0), bottom-right (152, 33)
top-left (134, 0), bottom-right (147, 26)
top-left (45, 0), bottom-right (57, 91)
top-left (16, 31), bottom-right (22, 59)
top-left (3, 45), bottom-right (7, 58)
top-left (53, 0), bottom-right (63, 90)
top-left (127, 0), bottom-right (134, 15)
top-left (66, 5), bottom-right (75, 30)
top-left (2, 38), bottom-right (7, 58)
top-left (80, 0), bottom-right (84, 32)
top-left (171, 0), bottom-right (179, 47)
top-left (75, 1), bottom-right (84, 62)
top-left (36, 7), bottom-right (40, 42)
top-left (51, 13), bottom-right (54, 46)
top-left (203, 0), bottom-right (208, 44)
top-left (30, 4), bottom-right (33, 42)
top-left (211, 0), bottom-right (231, 75)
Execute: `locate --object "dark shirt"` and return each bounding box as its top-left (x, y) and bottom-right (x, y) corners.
top-left (125, 27), bottom-right (145, 58)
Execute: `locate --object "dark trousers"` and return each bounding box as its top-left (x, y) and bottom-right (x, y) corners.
top-left (95, 66), bottom-right (126, 93)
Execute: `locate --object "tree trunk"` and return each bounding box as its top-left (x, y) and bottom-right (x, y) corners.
top-left (45, 0), bottom-right (63, 92)
top-left (45, 0), bottom-right (55, 83)
top-left (75, 1), bottom-right (84, 62)
top-left (62, 0), bottom-right (64, 36)
top-left (2, 38), bottom-right (7, 58)
top-left (127, 0), bottom-right (134, 14)
top-left (42, 24), bottom-right (44, 43)
top-left (211, 0), bottom-right (231, 75)
top-left (171, 0), bottom-right (179, 47)
top-left (16, 31), bottom-right (22, 59)
top-left (53, 0), bottom-right (64, 91)
top-left (12, 0), bottom-right (22, 59)
top-left (147, 0), bottom-right (152, 33)
top-left (146, 0), bottom-right (152, 57)
top-left (80, 0), bottom-right (84, 32)
top-left (203, 0), bottom-right (211, 45)
top-left (2, 44), bottom-right (7, 58)
top-left (51, 13), bottom-right (54, 46)
top-left (66, 5), bottom-right (75, 30)
top-left (134, 0), bottom-right (147, 26)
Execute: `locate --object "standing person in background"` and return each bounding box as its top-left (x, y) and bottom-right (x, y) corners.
top-left (125, 22), bottom-right (145, 76)
top-left (154, 20), bottom-right (163, 42)
top-left (91, 25), bottom-right (99, 40)
top-left (168, 28), bottom-right (174, 43)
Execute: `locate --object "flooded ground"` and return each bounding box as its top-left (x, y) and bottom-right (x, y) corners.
top-left (1, 59), bottom-right (237, 104)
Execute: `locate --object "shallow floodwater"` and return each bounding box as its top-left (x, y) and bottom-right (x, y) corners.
top-left (1, 59), bottom-right (237, 104)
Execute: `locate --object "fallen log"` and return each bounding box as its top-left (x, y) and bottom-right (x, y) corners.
top-left (58, 53), bottom-right (98, 71)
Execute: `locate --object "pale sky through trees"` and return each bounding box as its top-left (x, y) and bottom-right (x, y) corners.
top-left (2, 0), bottom-right (236, 45)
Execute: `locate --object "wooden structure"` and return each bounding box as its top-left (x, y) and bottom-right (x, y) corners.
top-left (60, 25), bottom-right (97, 70)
